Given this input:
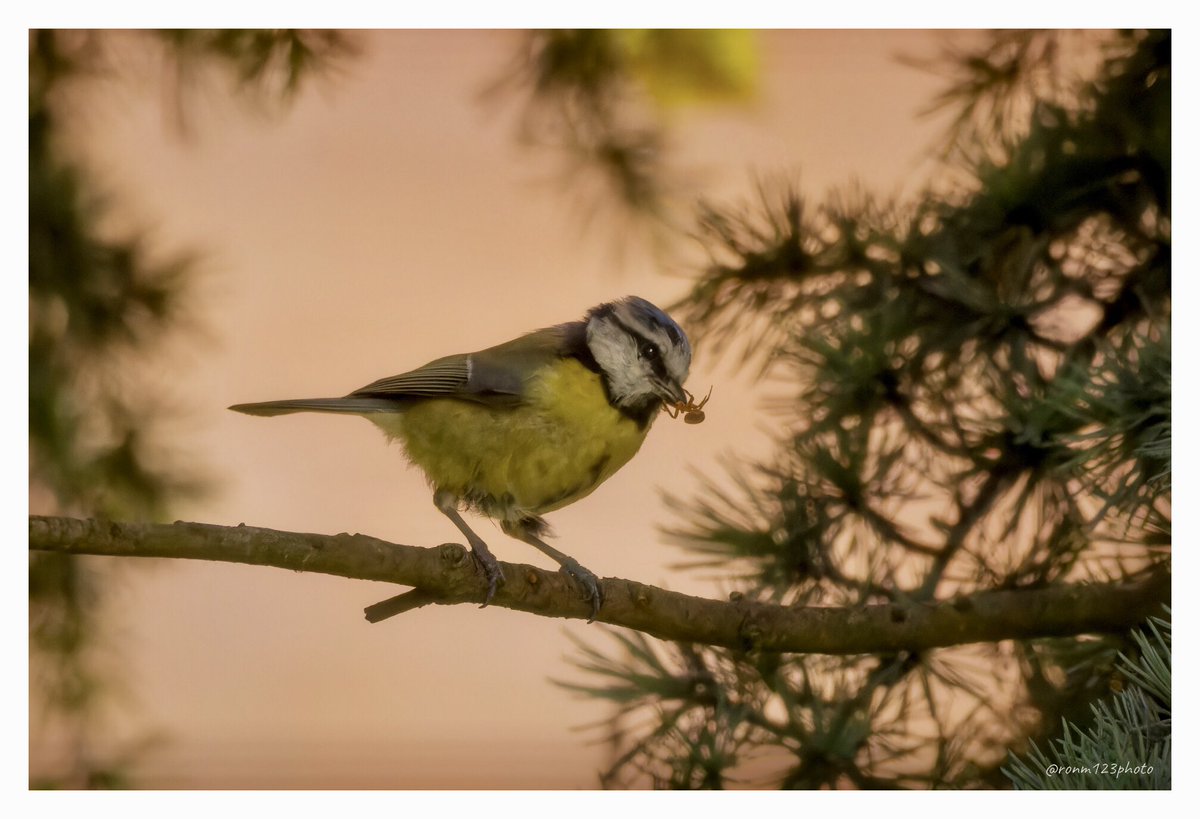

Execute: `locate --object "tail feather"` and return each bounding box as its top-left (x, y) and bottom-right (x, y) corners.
top-left (228, 397), bottom-right (403, 417)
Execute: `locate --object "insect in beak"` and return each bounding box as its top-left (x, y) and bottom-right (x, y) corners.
top-left (663, 386), bottom-right (712, 424)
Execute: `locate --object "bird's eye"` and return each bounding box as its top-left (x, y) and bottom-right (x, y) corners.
top-left (639, 342), bottom-right (658, 360)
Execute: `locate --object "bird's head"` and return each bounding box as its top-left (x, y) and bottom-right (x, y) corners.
top-left (585, 296), bottom-right (692, 413)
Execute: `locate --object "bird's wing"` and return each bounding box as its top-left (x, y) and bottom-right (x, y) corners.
top-left (348, 322), bottom-right (586, 405)
top-left (349, 354), bottom-right (473, 398)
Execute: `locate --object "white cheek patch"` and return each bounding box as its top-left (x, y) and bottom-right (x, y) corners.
top-left (586, 298), bottom-right (693, 407)
top-left (587, 323), bottom-right (649, 406)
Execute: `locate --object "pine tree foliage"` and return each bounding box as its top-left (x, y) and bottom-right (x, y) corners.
top-left (1003, 612), bottom-right (1170, 789)
top-left (492, 30), bottom-right (758, 234)
top-left (565, 30), bottom-right (1169, 789)
top-left (28, 29), bottom-right (354, 788)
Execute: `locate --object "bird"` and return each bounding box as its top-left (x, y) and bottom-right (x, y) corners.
top-left (229, 296), bottom-right (695, 622)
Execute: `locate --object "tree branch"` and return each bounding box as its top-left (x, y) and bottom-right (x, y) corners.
top-left (29, 515), bottom-right (1169, 655)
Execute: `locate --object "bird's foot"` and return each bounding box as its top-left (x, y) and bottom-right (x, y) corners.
top-left (472, 548), bottom-right (506, 607)
top-left (558, 559), bottom-right (604, 623)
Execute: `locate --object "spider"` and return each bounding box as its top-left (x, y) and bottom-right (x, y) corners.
top-left (663, 386), bottom-right (713, 425)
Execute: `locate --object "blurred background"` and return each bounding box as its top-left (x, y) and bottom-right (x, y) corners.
top-left (29, 29), bottom-right (1170, 789)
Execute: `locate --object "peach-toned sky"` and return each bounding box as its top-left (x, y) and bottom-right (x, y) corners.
top-left (31, 29), bottom-right (961, 788)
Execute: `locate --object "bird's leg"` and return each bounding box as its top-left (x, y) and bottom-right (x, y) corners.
top-left (502, 518), bottom-right (604, 622)
top-left (434, 490), bottom-right (504, 607)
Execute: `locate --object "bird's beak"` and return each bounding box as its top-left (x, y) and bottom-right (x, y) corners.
top-left (654, 378), bottom-right (688, 405)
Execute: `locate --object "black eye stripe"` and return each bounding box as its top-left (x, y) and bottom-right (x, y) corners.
top-left (613, 316), bottom-right (671, 377)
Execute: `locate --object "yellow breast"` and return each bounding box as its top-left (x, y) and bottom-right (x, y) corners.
top-left (371, 358), bottom-right (653, 520)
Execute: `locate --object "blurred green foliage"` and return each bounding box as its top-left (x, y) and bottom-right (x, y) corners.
top-left (28, 29), bottom-right (354, 788)
top-left (495, 30), bottom-right (758, 233)
top-left (564, 30), bottom-right (1170, 789)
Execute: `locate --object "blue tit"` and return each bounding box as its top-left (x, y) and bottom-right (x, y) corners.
top-left (230, 295), bottom-right (693, 621)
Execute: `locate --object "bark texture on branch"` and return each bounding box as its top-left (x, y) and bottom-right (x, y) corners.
top-left (28, 515), bottom-right (1170, 655)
